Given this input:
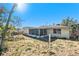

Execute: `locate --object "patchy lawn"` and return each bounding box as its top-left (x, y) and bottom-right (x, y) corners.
top-left (1, 35), bottom-right (79, 56)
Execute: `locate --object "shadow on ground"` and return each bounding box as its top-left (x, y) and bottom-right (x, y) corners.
top-left (23, 34), bottom-right (79, 42)
top-left (23, 34), bottom-right (57, 42)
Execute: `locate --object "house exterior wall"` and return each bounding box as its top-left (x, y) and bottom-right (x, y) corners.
top-left (47, 28), bottom-right (53, 34)
top-left (26, 29), bottom-right (29, 34)
top-left (26, 26), bottom-right (70, 39)
top-left (29, 29), bottom-right (39, 35)
top-left (22, 28), bottom-right (29, 34)
top-left (47, 28), bottom-right (69, 39)
top-left (61, 28), bottom-right (70, 39)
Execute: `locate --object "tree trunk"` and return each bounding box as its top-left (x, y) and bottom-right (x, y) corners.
top-left (0, 4), bottom-right (16, 55)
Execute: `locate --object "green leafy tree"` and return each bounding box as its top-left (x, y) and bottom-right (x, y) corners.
top-left (0, 4), bottom-right (22, 55)
top-left (61, 17), bottom-right (79, 39)
top-left (62, 17), bottom-right (77, 29)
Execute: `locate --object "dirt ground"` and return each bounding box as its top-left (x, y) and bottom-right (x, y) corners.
top-left (1, 35), bottom-right (79, 56)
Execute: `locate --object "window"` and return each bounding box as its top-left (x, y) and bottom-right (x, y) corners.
top-left (53, 29), bottom-right (61, 34)
top-left (40, 29), bottom-right (47, 36)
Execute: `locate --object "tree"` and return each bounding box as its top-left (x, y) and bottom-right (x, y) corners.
top-left (0, 6), bottom-right (7, 54)
top-left (61, 17), bottom-right (77, 26)
top-left (0, 4), bottom-right (22, 55)
top-left (61, 17), bottom-right (77, 29)
top-left (61, 17), bottom-right (79, 39)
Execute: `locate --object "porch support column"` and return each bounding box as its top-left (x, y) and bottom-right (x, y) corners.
top-left (43, 29), bottom-right (44, 35)
top-left (39, 29), bottom-right (40, 36)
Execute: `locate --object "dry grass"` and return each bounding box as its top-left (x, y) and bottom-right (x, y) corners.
top-left (1, 35), bottom-right (79, 56)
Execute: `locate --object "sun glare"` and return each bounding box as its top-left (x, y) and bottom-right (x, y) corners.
top-left (16, 3), bottom-right (27, 13)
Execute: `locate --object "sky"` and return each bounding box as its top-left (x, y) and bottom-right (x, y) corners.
top-left (0, 3), bottom-right (79, 27)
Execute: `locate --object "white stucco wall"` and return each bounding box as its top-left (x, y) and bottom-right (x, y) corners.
top-left (61, 28), bottom-right (70, 39)
top-left (47, 28), bottom-right (53, 34)
top-left (47, 28), bottom-right (70, 39)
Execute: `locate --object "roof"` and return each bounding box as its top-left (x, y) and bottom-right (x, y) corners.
top-left (28, 25), bottom-right (69, 29)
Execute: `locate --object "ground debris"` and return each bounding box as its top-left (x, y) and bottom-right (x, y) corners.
top-left (1, 35), bottom-right (79, 56)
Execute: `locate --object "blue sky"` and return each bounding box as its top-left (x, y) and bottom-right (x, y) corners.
top-left (1, 3), bottom-right (79, 27)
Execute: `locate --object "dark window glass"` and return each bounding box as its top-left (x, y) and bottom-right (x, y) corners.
top-left (53, 29), bottom-right (61, 34)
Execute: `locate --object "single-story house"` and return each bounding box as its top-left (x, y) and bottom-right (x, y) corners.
top-left (23, 25), bottom-right (70, 39)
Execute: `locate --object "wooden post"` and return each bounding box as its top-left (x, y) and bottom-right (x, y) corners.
top-left (48, 34), bottom-right (51, 55)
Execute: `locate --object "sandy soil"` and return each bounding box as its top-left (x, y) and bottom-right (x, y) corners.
top-left (1, 35), bottom-right (79, 56)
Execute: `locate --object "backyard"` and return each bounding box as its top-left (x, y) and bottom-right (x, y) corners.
top-left (1, 34), bottom-right (79, 56)
top-left (0, 3), bottom-right (79, 56)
